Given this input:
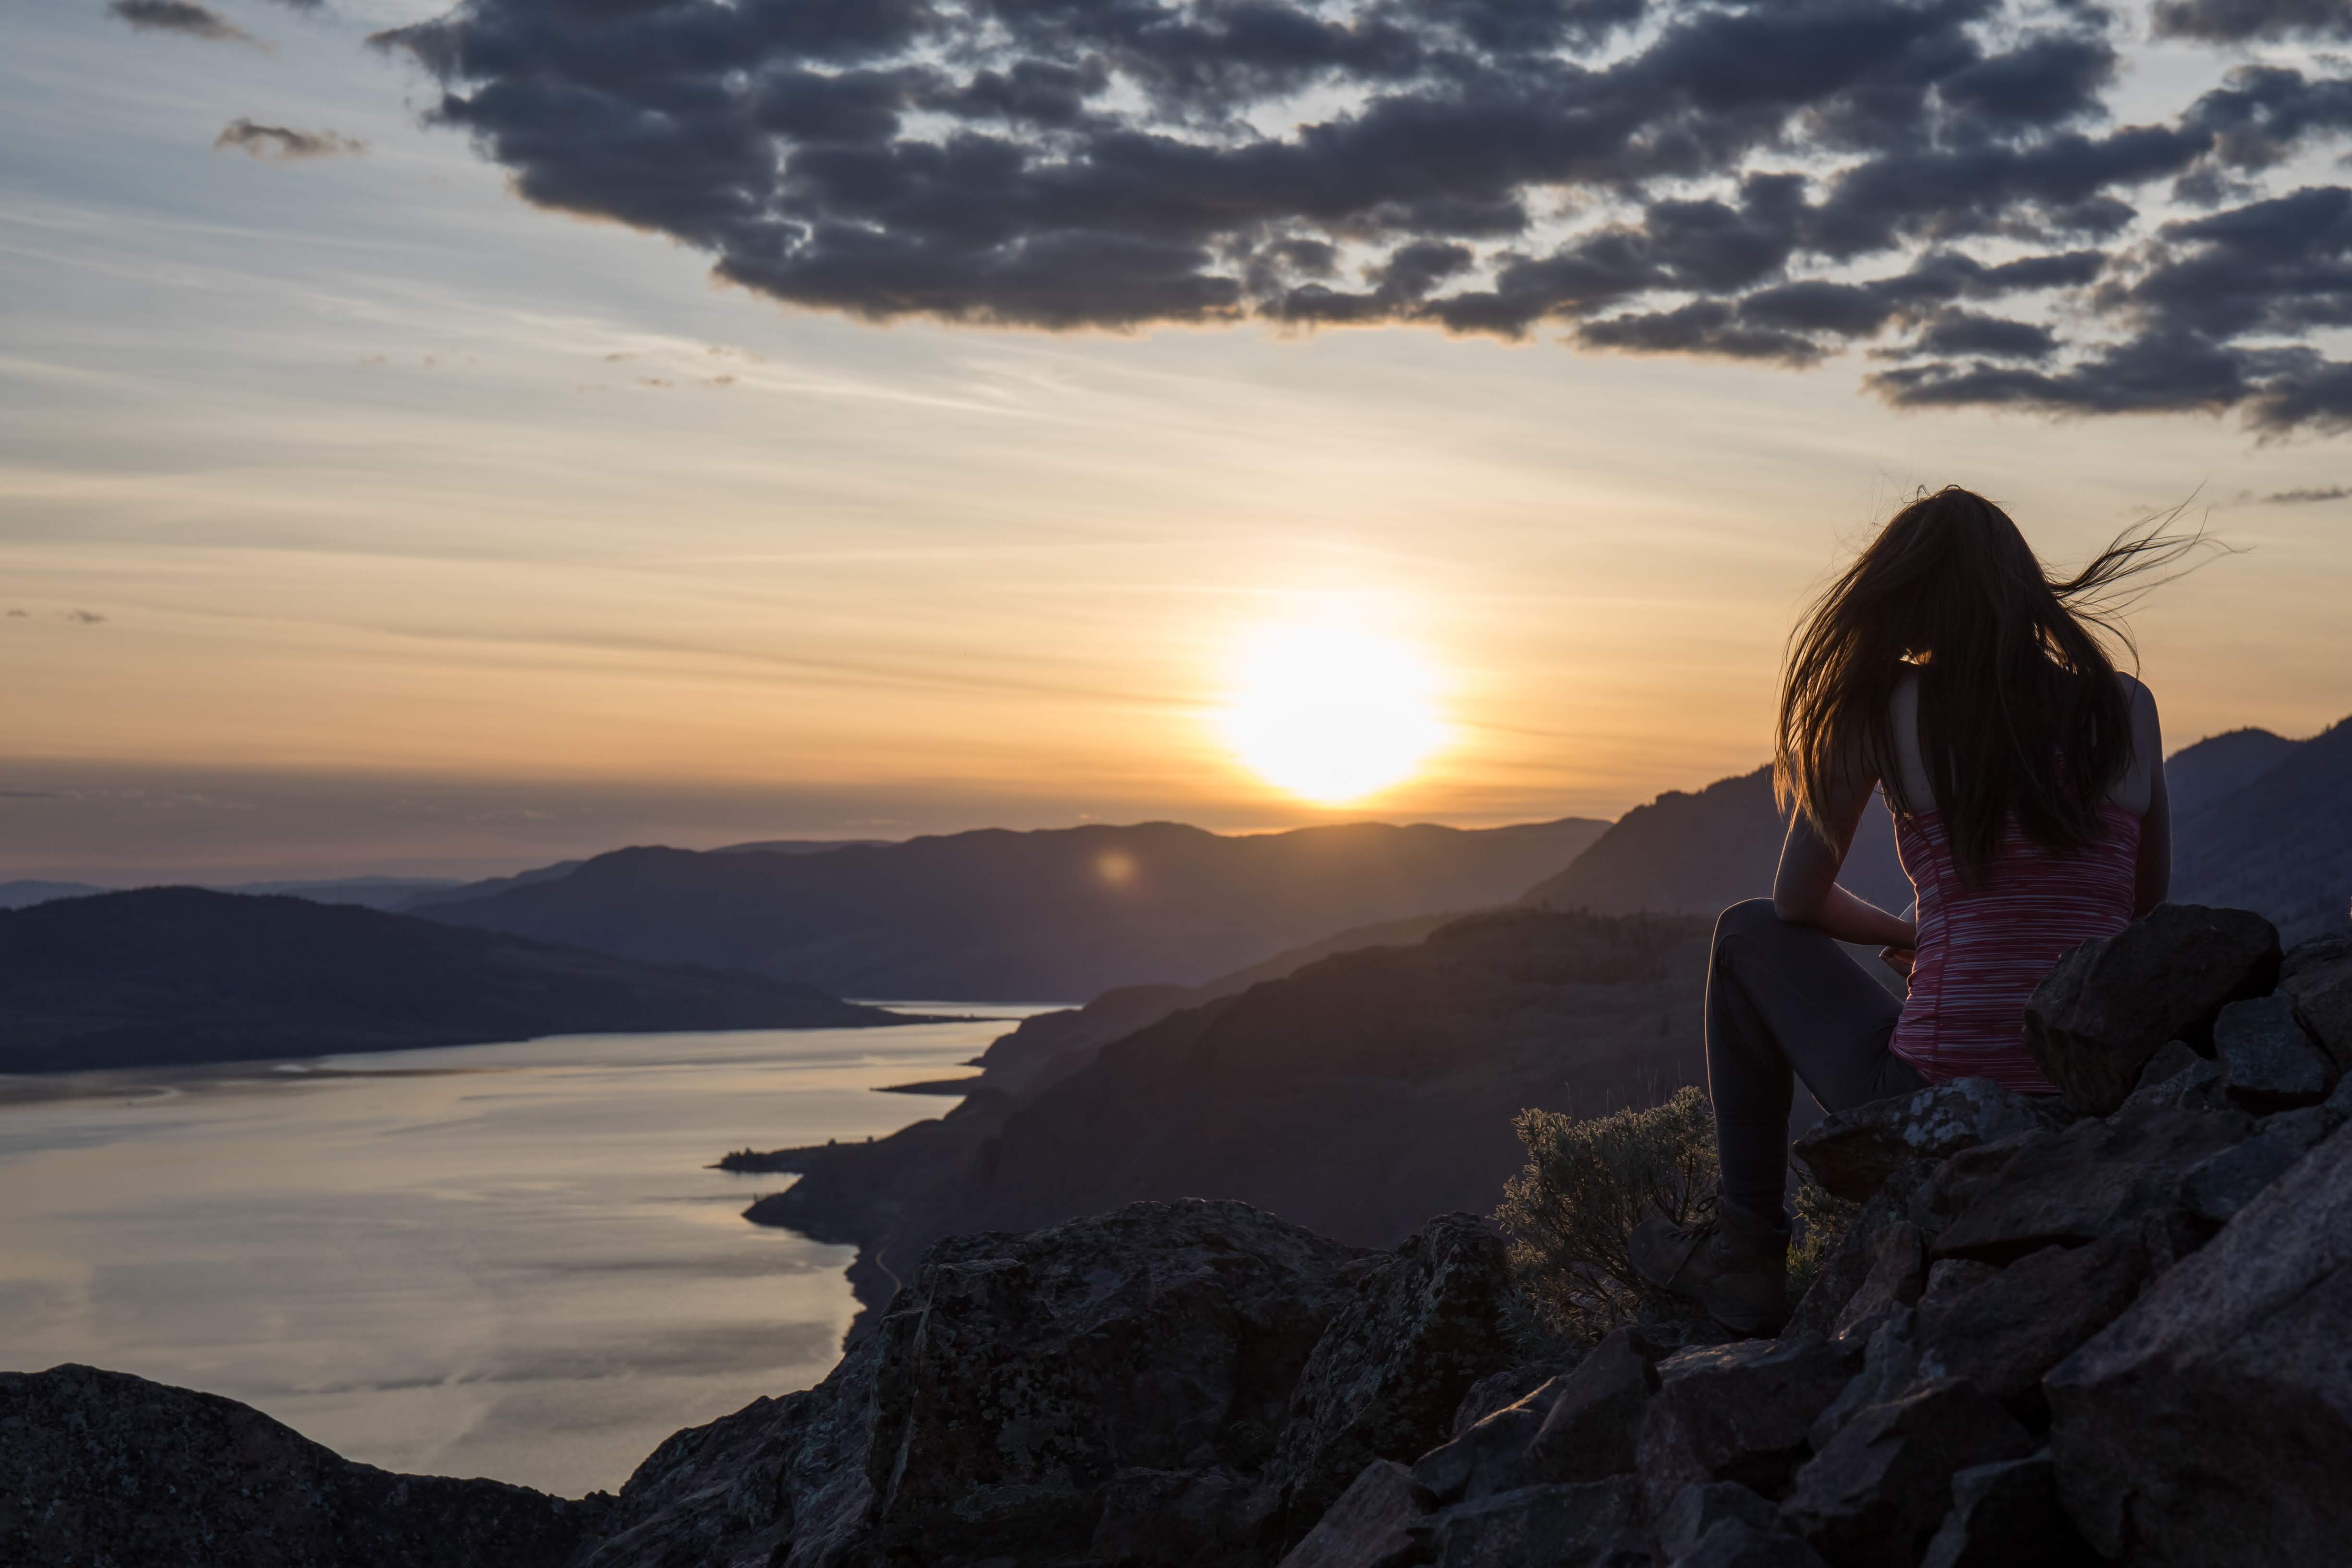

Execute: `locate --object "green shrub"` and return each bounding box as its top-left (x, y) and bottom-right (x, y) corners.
top-left (1788, 1176), bottom-right (1859, 1305)
top-left (1494, 1086), bottom-right (1719, 1343)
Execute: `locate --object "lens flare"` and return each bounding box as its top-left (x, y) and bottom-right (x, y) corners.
top-left (1220, 622), bottom-right (1447, 805)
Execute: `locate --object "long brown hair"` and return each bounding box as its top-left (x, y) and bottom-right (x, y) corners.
top-left (1775, 486), bottom-right (2205, 883)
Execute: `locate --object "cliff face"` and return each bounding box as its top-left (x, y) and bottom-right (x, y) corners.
top-left (15, 909), bottom-right (2352, 1568)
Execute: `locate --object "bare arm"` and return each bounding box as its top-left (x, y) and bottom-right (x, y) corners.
top-left (1771, 765), bottom-right (1917, 949)
top-left (2128, 680), bottom-right (2170, 916)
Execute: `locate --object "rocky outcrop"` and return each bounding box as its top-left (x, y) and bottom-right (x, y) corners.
top-left (0, 1363), bottom-right (601, 1568)
top-left (1265, 1213), bottom-right (1516, 1532)
top-left (1793, 1079), bottom-right (2063, 1205)
top-left (2021, 903), bottom-right (2280, 1114)
top-left (2044, 1116), bottom-right (2352, 1566)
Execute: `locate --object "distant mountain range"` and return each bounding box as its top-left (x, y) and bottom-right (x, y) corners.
top-left (1517, 721), bottom-right (2350, 945)
top-left (415, 818), bottom-right (1612, 1002)
top-left (0, 888), bottom-right (911, 1073)
top-left (0, 875), bottom-right (467, 914)
top-left (2174, 716), bottom-right (2352, 945)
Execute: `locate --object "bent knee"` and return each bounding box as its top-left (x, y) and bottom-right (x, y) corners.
top-left (1712, 898), bottom-right (1781, 955)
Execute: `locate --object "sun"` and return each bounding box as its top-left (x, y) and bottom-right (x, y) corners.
top-left (1220, 622), bottom-right (1448, 806)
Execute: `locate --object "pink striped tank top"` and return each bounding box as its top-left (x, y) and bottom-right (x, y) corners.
top-left (1889, 801), bottom-right (2141, 1093)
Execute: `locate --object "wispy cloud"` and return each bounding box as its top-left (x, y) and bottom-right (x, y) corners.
top-left (109, 0), bottom-right (260, 47)
top-left (2262, 485), bottom-right (2352, 505)
top-left (214, 119), bottom-right (365, 161)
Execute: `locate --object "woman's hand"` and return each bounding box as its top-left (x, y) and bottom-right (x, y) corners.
top-left (1879, 945), bottom-right (1916, 977)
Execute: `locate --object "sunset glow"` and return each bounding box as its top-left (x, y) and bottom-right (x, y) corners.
top-left (1221, 623), bottom-right (1447, 806)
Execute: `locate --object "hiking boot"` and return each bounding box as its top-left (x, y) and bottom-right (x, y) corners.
top-left (1628, 1198), bottom-right (1790, 1337)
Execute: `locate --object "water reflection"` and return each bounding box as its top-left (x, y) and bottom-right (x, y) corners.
top-left (0, 1013), bottom-right (1037, 1496)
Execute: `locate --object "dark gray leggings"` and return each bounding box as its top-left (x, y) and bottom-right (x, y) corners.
top-left (1706, 899), bottom-right (1924, 1218)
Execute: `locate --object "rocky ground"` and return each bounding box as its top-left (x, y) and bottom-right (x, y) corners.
top-left (7, 905), bottom-right (2349, 1567)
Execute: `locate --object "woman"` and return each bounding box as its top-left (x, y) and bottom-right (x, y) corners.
top-left (1630, 485), bottom-right (2189, 1336)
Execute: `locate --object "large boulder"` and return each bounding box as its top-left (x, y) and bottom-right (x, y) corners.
top-left (1523, 1326), bottom-right (1671, 1484)
top-left (2045, 1122), bottom-right (2352, 1565)
top-left (1913, 1233), bottom-right (2149, 1420)
top-left (1274, 1461), bottom-right (1431, 1568)
top-left (860, 1199), bottom-right (1365, 1564)
top-left (1778, 1379), bottom-right (2033, 1568)
top-left (1917, 1452), bottom-right (2080, 1568)
top-left (2281, 935), bottom-right (2352, 1069)
top-left (1426, 1476), bottom-right (1649, 1568)
top-left (2023, 905), bottom-right (2281, 1115)
top-left (1792, 1080), bottom-right (2061, 1205)
top-left (1928, 1100), bottom-right (2251, 1264)
top-left (0, 1364), bottom-right (598, 1568)
top-left (2214, 995), bottom-right (2338, 1112)
top-left (1635, 1337), bottom-right (1861, 1521)
top-left (1267, 1213), bottom-right (1515, 1532)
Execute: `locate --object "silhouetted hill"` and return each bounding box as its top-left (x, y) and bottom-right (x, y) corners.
top-left (2163, 726), bottom-right (2302, 819)
top-left (731, 907), bottom-right (1707, 1320)
top-left (420, 818), bottom-right (1609, 1001)
top-left (1517, 766), bottom-right (1912, 917)
top-left (2175, 714), bottom-right (2352, 944)
top-left (0, 888), bottom-right (910, 1073)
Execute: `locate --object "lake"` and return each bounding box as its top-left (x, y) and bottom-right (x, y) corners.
top-left (0, 1011), bottom-right (1043, 1497)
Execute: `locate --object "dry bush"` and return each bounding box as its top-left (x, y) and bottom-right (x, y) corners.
top-left (1494, 1086), bottom-right (1719, 1343)
top-left (1789, 1176), bottom-right (1860, 1304)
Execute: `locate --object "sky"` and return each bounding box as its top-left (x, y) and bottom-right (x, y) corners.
top-left (4, 0), bottom-right (2351, 883)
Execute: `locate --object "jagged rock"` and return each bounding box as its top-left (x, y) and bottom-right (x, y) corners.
top-left (861, 1200), bottom-right (1363, 1563)
top-left (1914, 1233), bottom-right (2149, 1421)
top-left (1780, 1379), bottom-right (2034, 1568)
top-left (1930, 1100), bottom-right (2252, 1264)
top-left (1270, 1213), bottom-right (1516, 1531)
top-left (1091, 1468), bottom-right (1278, 1566)
top-left (1657, 1480), bottom-right (1780, 1561)
top-left (1827, 1222), bottom-right (1923, 1343)
top-left (1793, 1079), bottom-right (2061, 1204)
top-left (0, 1364), bottom-right (599, 1568)
top-left (1452, 1357), bottom-right (1580, 1435)
top-left (2046, 1122), bottom-right (2352, 1565)
top-left (2023, 905), bottom-right (2282, 1115)
top-left (1808, 1308), bottom-right (1921, 1452)
top-left (2281, 937), bottom-right (2352, 1070)
top-left (1275, 1460), bottom-right (1432, 1568)
top-left (1415, 1384), bottom-right (1556, 1504)
top-left (1428, 1476), bottom-right (1649, 1568)
top-left (2214, 995), bottom-right (2337, 1111)
top-left (1918, 1452), bottom-right (2082, 1568)
top-left (2181, 1105), bottom-right (2342, 1225)
top-left (1635, 1335), bottom-right (1862, 1520)
top-left (1672, 1520), bottom-right (1832, 1567)
top-left (1784, 1163), bottom-right (1936, 1342)
top-left (2133, 1039), bottom-right (2203, 1091)
top-left (1916, 1259), bottom-right (1999, 1313)
top-left (1524, 1326), bottom-right (1670, 1484)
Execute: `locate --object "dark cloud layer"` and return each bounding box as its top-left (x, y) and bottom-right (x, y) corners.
top-left (372, 0), bottom-right (2352, 432)
top-left (109, 0), bottom-right (259, 44)
top-left (213, 118), bottom-right (367, 159)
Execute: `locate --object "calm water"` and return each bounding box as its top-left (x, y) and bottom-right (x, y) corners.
top-left (0, 1012), bottom-right (1043, 1496)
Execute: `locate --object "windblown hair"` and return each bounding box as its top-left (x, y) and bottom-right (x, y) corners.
top-left (1775, 486), bottom-right (2204, 884)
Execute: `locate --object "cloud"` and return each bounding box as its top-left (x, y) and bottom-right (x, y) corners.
top-left (108, 0), bottom-right (259, 46)
top-left (61, 610), bottom-right (107, 624)
top-left (2152, 0), bottom-right (2352, 42)
top-left (2261, 484), bottom-right (2352, 502)
top-left (369, 0), bottom-right (2352, 432)
top-left (213, 119), bottom-right (367, 160)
